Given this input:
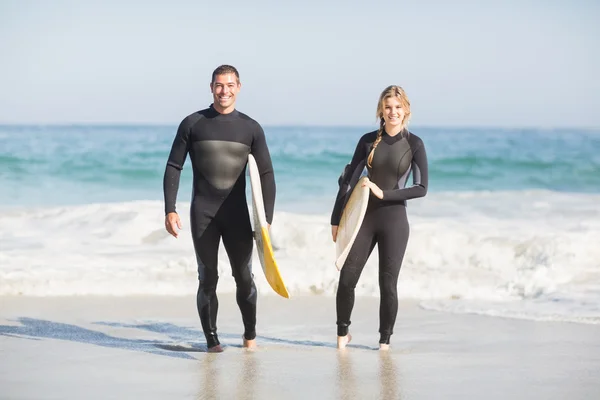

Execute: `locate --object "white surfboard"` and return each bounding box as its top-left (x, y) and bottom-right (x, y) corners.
top-left (247, 154), bottom-right (290, 298)
top-left (335, 176), bottom-right (370, 270)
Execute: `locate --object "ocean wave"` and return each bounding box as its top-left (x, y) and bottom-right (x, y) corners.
top-left (1, 194), bottom-right (599, 324)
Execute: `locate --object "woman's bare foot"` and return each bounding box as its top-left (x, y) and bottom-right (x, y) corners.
top-left (243, 337), bottom-right (257, 350)
top-left (379, 343), bottom-right (390, 351)
top-left (207, 344), bottom-right (223, 353)
top-left (337, 333), bottom-right (352, 349)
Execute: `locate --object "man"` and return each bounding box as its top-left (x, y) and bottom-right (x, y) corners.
top-left (163, 65), bottom-right (276, 352)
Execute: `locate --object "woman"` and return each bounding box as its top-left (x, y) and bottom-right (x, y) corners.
top-left (330, 85), bottom-right (428, 350)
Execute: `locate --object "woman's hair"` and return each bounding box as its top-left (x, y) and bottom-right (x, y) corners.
top-left (367, 85), bottom-right (411, 167)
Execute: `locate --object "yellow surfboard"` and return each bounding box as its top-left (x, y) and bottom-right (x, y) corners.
top-left (247, 154), bottom-right (290, 298)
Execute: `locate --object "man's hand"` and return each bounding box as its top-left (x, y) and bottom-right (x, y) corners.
top-left (331, 225), bottom-right (338, 242)
top-left (165, 212), bottom-right (182, 238)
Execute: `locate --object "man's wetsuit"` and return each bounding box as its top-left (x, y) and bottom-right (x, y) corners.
top-left (163, 104), bottom-right (276, 348)
top-left (331, 128), bottom-right (428, 344)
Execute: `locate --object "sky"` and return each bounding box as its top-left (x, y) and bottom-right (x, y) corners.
top-left (0, 0), bottom-right (599, 128)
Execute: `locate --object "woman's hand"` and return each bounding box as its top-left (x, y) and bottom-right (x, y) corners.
top-left (331, 225), bottom-right (338, 242)
top-left (362, 180), bottom-right (383, 199)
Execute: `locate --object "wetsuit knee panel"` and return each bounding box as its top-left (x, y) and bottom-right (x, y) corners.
top-left (197, 262), bottom-right (219, 283)
top-left (235, 279), bottom-right (257, 310)
top-left (198, 278), bottom-right (219, 294)
top-left (231, 264), bottom-right (254, 285)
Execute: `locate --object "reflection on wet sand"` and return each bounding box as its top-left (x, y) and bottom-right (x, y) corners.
top-left (196, 350), bottom-right (258, 400)
top-left (336, 349), bottom-right (403, 400)
top-left (336, 351), bottom-right (357, 400)
top-left (236, 351), bottom-right (258, 400)
top-left (197, 354), bottom-right (219, 400)
top-left (379, 351), bottom-right (401, 400)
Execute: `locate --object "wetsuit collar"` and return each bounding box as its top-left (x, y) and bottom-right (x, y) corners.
top-left (208, 103), bottom-right (239, 119)
top-left (382, 127), bottom-right (408, 144)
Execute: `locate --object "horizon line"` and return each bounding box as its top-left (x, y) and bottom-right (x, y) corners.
top-left (1, 122), bottom-right (599, 131)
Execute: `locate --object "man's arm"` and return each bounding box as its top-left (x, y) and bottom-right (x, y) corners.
top-left (251, 123), bottom-right (276, 225)
top-left (163, 119), bottom-right (191, 215)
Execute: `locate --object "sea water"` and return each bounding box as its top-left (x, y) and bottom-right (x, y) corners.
top-left (1, 124), bottom-right (599, 324)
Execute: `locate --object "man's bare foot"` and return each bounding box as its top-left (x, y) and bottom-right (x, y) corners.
top-left (337, 333), bottom-right (352, 349)
top-left (379, 343), bottom-right (390, 351)
top-left (243, 337), bottom-right (257, 350)
top-left (207, 344), bottom-right (223, 353)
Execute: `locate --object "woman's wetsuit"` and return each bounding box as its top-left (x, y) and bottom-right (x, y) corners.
top-left (331, 128), bottom-right (428, 344)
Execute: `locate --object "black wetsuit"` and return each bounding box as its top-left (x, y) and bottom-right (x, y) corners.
top-left (331, 128), bottom-right (428, 344)
top-left (163, 105), bottom-right (276, 348)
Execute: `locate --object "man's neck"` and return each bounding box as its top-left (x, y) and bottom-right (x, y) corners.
top-left (213, 104), bottom-right (236, 114)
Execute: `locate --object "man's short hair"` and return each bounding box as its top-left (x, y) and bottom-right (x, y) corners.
top-left (211, 65), bottom-right (240, 83)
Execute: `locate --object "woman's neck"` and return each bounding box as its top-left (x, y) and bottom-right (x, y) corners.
top-left (384, 125), bottom-right (404, 137)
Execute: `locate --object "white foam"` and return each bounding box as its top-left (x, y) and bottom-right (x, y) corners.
top-left (420, 297), bottom-right (600, 325)
top-left (1, 190), bottom-right (599, 324)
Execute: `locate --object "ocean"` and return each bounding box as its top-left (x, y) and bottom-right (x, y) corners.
top-left (1, 124), bottom-right (599, 325)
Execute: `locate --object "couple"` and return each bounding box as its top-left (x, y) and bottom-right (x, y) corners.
top-left (163, 65), bottom-right (428, 353)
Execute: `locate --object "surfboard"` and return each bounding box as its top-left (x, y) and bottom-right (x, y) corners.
top-left (335, 176), bottom-right (371, 271)
top-left (247, 154), bottom-right (290, 298)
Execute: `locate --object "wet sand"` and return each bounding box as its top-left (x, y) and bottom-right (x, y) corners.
top-left (1, 295), bottom-right (599, 399)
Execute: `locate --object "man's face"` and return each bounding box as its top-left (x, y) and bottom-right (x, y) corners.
top-left (210, 73), bottom-right (240, 112)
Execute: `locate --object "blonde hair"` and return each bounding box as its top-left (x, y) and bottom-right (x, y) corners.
top-left (367, 85), bottom-right (411, 168)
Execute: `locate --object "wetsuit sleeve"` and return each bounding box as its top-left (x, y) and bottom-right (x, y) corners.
top-left (330, 137), bottom-right (368, 226)
top-left (251, 123), bottom-right (276, 224)
top-left (163, 119), bottom-right (191, 215)
top-left (382, 139), bottom-right (428, 202)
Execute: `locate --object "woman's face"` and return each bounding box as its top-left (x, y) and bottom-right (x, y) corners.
top-left (381, 96), bottom-right (405, 129)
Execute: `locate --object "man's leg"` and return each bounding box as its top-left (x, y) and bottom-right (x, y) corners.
top-left (221, 210), bottom-right (256, 346)
top-left (191, 219), bottom-right (222, 351)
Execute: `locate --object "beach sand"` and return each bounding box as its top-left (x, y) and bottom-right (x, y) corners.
top-left (1, 294), bottom-right (599, 399)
